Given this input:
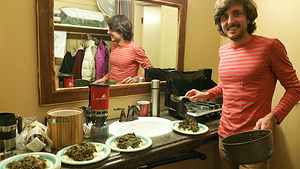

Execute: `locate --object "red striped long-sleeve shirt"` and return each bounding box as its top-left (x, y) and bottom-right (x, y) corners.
top-left (208, 35), bottom-right (300, 137)
top-left (104, 41), bottom-right (153, 82)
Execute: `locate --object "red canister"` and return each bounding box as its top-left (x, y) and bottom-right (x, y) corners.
top-left (63, 75), bottom-right (74, 88)
top-left (58, 73), bottom-right (74, 88)
top-left (89, 83), bottom-right (109, 111)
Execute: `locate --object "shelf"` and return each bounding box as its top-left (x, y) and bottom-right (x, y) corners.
top-left (54, 23), bottom-right (108, 33)
top-left (54, 23), bottom-right (111, 40)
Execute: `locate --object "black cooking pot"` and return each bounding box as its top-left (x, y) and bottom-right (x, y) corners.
top-left (222, 129), bottom-right (274, 164)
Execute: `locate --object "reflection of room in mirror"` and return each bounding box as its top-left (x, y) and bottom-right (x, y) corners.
top-left (37, 0), bottom-right (187, 105)
top-left (54, 33), bottom-right (111, 88)
top-left (134, 3), bottom-right (179, 74)
top-left (53, 0), bottom-right (180, 89)
top-left (54, 0), bottom-right (111, 88)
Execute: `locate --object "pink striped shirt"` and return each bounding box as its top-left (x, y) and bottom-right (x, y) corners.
top-left (104, 41), bottom-right (152, 82)
top-left (208, 35), bottom-right (300, 137)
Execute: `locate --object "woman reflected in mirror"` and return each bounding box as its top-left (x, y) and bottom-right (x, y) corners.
top-left (94, 15), bottom-right (153, 85)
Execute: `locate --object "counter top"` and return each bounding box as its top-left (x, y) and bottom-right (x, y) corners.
top-left (60, 114), bottom-right (220, 169)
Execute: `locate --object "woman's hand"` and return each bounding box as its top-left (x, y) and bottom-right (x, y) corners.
top-left (93, 77), bottom-right (108, 84)
top-left (185, 89), bottom-right (210, 102)
top-left (121, 77), bottom-right (137, 84)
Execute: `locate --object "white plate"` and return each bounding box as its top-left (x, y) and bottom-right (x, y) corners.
top-left (0, 152), bottom-right (61, 169)
top-left (106, 134), bottom-right (152, 152)
top-left (171, 120), bottom-right (209, 135)
top-left (56, 142), bottom-right (110, 165)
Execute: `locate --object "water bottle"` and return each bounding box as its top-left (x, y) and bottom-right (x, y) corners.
top-left (151, 79), bottom-right (160, 117)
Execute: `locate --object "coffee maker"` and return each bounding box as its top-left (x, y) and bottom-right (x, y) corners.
top-left (0, 113), bottom-right (22, 160)
top-left (86, 83), bottom-right (109, 140)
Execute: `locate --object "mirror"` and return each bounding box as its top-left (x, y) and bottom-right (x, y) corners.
top-left (53, 0), bottom-right (179, 89)
top-left (36, 0), bottom-right (187, 105)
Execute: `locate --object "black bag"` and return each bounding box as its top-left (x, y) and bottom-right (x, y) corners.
top-left (165, 69), bottom-right (217, 98)
top-left (144, 68), bottom-right (175, 82)
top-left (165, 69), bottom-right (217, 118)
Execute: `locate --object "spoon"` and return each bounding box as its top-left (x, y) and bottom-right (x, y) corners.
top-left (170, 94), bottom-right (189, 103)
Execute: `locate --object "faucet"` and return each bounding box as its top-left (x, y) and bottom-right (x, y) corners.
top-left (127, 105), bottom-right (141, 121)
top-left (113, 108), bottom-right (126, 122)
top-left (114, 105), bottom-right (141, 122)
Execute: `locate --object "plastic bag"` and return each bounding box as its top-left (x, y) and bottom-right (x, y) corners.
top-left (25, 121), bottom-right (53, 152)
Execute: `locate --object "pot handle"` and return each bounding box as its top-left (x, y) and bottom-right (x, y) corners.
top-left (47, 118), bottom-right (68, 124)
top-left (16, 115), bottom-right (22, 134)
top-left (44, 117), bottom-right (48, 126)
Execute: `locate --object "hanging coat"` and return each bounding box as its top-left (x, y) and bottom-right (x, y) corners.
top-left (59, 51), bottom-right (73, 74)
top-left (72, 49), bottom-right (85, 79)
top-left (95, 40), bottom-right (109, 80)
top-left (81, 40), bottom-right (96, 81)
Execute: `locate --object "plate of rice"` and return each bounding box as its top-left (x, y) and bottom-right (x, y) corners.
top-left (0, 152), bottom-right (60, 169)
top-left (106, 133), bottom-right (152, 152)
top-left (56, 142), bottom-right (110, 165)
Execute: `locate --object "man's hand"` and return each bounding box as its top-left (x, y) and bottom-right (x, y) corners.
top-left (185, 89), bottom-right (210, 102)
top-left (93, 77), bottom-right (108, 84)
top-left (254, 112), bottom-right (278, 130)
top-left (122, 77), bottom-right (137, 84)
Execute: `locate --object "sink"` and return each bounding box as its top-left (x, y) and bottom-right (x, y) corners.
top-left (109, 117), bottom-right (172, 137)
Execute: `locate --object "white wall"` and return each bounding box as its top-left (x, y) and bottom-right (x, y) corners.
top-left (143, 6), bottom-right (162, 67)
top-left (254, 0), bottom-right (300, 168)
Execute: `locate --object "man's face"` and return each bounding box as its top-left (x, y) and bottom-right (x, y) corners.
top-left (107, 29), bottom-right (123, 43)
top-left (220, 3), bottom-right (250, 41)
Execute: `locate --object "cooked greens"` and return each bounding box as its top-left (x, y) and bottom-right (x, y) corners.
top-left (64, 142), bottom-right (96, 161)
top-left (6, 155), bottom-right (46, 169)
top-left (116, 133), bottom-right (142, 149)
top-left (178, 118), bottom-right (200, 132)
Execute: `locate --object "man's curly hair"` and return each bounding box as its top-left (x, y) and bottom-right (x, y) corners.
top-left (214, 0), bottom-right (258, 36)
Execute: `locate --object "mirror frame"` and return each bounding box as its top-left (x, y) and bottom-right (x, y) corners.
top-left (36, 0), bottom-right (187, 105)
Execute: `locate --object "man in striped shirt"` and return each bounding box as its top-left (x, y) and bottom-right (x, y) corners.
top-left (94, 15), bottom-right (153, 84)
top-left (185, 0), bottom-right (300, 168)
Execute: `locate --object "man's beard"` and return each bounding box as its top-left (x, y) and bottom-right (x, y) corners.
top-left (225, 23), bottom-right (247, 41)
